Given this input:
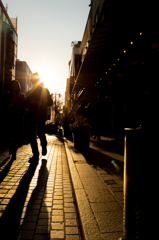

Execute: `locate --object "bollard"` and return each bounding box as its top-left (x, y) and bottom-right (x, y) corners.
top-left (119, 126), bottom-right (144, 240)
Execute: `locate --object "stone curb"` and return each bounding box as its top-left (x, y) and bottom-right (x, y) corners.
top-left (64, 138), bottom-right (102, 240)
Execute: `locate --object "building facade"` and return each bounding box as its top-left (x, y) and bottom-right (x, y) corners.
top-left (0, 1), bottom-right (18, 100)
top-left (65, 41), bottom-right (81, 112)
top-left (65, 77), bottom-right (74, 111)
top-left (68, 0), bottom-right (159, 140)
top-left (15, 60), bottom-right (32, 95)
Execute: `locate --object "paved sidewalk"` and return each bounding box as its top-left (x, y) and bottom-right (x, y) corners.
top-left (0, 135), bottom-right (124, 240)
top-left (0, 136), bottom-right (81, 240)
top-left (64, 139), bottom-right (123, 240)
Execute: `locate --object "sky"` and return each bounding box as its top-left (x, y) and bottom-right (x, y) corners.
top-left (2, 0), bottom-right (91, 97)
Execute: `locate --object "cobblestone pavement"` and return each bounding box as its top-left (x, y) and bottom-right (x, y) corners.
top-left (0, 135), bottom-right (81, 240)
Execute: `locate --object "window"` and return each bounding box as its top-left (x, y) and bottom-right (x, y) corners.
top-left (94, 7), bottom-right (99, 26)
top-left (13, 31), bottom-right (17, 43)
top-left (3, 13), bottom-right (6, 22)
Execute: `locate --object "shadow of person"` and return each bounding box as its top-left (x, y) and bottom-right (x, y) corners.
top-left (16, 159), bottom-right (50, 240)
top-left (0, 161), bottom-right (38, 239)
top-left (0, 156), bottom-right (15, 183)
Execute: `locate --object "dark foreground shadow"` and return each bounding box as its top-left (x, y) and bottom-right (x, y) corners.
top-left (0, 160), bottom-right (45, 240)
top-left (66, 137), bottom-right (123, 177)
top-left (83, 148), bottom-right (124, 178)
top-left (16, 159), bottom-right (49, 240)
top-left (90, 137), bottom-right (124, 156)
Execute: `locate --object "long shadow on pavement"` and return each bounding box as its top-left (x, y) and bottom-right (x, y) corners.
top-left (0, 161), bottom-right (39, 240)
top-left (0, 137), bottom-right (30, 183)
top-left (0, 157), bottom-right (14, 183)
top-left (16, 159), bottom-right (49, 240)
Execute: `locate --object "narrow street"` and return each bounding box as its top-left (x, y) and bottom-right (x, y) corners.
top-left (0, 134), bottom-right (124, 240)
top-left (1, 132), bottom-right (156, 239)
top-left (0, 136), bottom-right (82, 240)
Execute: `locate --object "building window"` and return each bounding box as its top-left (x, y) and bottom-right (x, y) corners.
top-left (94, 7), bottom-right (99, 26)
top-left (13, 31), bottom-right (17, 43)
top-left (3, 13), bottom-right (6, 22)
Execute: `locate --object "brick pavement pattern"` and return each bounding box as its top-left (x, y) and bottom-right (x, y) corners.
top-left (0, 134), bottom-right (124, 240)
top-left (0, 136), bottom-right (81, 240)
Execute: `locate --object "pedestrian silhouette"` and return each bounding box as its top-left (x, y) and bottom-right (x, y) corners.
top-left (26, 73), bottom-right (53, 163)
top-left (2, 80), bottom-right (25, 160)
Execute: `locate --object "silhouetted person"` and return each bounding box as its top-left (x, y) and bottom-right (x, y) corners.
top-left (26, 73), bottom-right (53, 163)
top-left (2, 80), bottom-right (25, 159)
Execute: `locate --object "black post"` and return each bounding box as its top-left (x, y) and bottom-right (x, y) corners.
top-left (120, 126), bottom-right (144, 240)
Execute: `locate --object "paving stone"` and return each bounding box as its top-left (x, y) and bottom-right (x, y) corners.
top-left (65, 226), bottom-right (79, 235)
top-left (39, 212), bottom-right (50, 218)
top-left (43, 197), bottom-right (53, 202)
top-left (21, 222), bottom-right (36, 230)
top-left (50, 230), bottom-right (65, 239)
top-left (25, 215), bottom-right (38, 222)
top-left (52, 215), bottom-right (64, 222)
top-left (101, 232), bottom-right (123, 240)
top-left (0, 198), bottom-right (10, 204)
top-left (64, 198), bottom-right (74, 203)
top-left (53, 200), bottom-right (63, 205)
top-left (52, 210), bottom-right (63, 216)
top-left (64, 207), bottom-right (75, 213)
top-left (53, 204), bottom-right (63, 209)
top-left (81, 178), bottom-right (107, 190)
top-left (65, 213), bottom-right (76, 219)
top-left (0, 189), bottom-right (8, 193)
top-left (51, 222), bottom-right (64, 230)
top-left (41, 206), bottom-right (52, 212)
top-left (64, 194), bottom-right (73, 198)
top-left (27, 209), bottom-right (39, 215)
top-left (65, 218), bottom-right (77, 226)
top-left (54, 195), bottom-right (63, 200)
top-left (42, 201), bottom-right (52, 207)
top-left (44, 193), bottom-right (53, 198)
top-left (65, 235), bottom-right (80, 240)
top-left (34, 234), bottom-right (49, 240)
top-left (28, 204), bottom-right (41, 210)
top-left (18, 230), bottom-right (34, 239)
top-left (95, 211), bottom-right (123, 233)
top-left (36, 225), bottom-right (50, 234)
top-left (0, 194), bottom-right (5, 198)
top-left (38, 218), bottom-right (50, 225)
top-left (64, 202), bottom-right (75, 208)
top-left (85, 189), bottom-right (115, 202)
top-left (91, 202), bottom-right (122, 212)
top-left (54, 191), bottom-right (63, 196)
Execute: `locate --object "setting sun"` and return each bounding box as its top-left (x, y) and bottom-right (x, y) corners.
top-left (38, 68), bottom-right (55, 93)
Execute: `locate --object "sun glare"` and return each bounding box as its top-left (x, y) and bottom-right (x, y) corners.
top-left (38, 68), bottom-right (55, 93)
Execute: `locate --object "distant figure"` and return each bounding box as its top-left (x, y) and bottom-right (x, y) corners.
top-left (26, 73), bottom-right (53, 163)
top-left (2, 80), bottom-right (25, 159)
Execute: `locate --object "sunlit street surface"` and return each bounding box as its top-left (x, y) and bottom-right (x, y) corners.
top-left (0, 134), bottom-right (124, 240)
